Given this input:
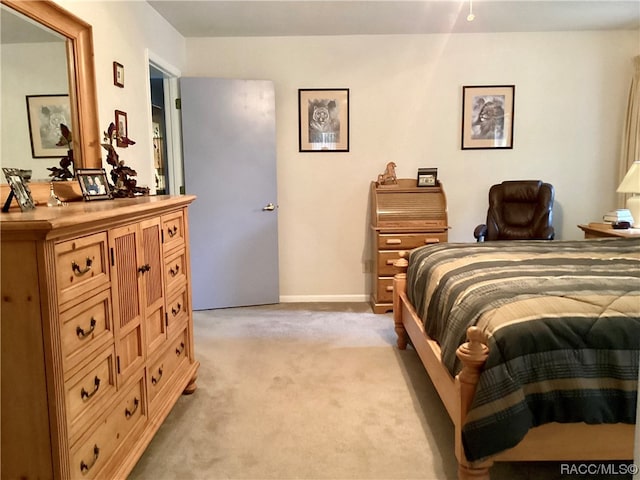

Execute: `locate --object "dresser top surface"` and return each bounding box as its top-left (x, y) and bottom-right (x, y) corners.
top-left (1, 195), bottom-right (196, 236)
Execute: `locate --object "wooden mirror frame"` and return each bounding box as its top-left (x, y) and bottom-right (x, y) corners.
top-left (1, 0), bottom-right (101, 170)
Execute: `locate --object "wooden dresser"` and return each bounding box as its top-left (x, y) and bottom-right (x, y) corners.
top-left (1, 195), bottom-right (199, 480)
top-left (370, 179), bottom-right (449, 313)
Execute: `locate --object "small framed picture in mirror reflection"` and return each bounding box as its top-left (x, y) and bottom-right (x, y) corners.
top-left (115, 110), bottom-right (128, 147)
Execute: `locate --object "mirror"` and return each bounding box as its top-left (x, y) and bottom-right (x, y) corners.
top-left (1, 0), bottom-right (100, 182)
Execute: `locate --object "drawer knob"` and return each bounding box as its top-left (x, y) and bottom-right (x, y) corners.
top-left (76, 318), bottom-right (97, 339)
top-left (169, 265), bottom-right (180, 277)
top-left (151, 366), bottom-right (164, 386)
top-left (175, 341), bottom-right (185, 356)
top-left (80, 376), bottom-right (101, 400)
top-left (386, 286), bottom-right (394, 292)
top-left (385, 239), bottom-right (402, 245)
top-left (124, 397), bottom-right (140, 419)
top-left (79, 444), bottom-right (100, 474)
top-left (71, 257), bottom-right (93, 276)
top-left (167, 225), bottom-right (178, 237)
top-left (171, 303), bottom-right (182, 316)
top-left (424, 238), bottom-right (440, 244)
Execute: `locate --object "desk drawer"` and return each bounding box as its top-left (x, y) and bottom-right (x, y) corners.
top-left (377, 251), bottom-right (411, 276)
top-left (377, 232), bottom-right (446, 250)
top-left (375, 277), bottom-right (395, 303)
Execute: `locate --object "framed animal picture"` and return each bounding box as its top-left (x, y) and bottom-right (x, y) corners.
top-left (461, 85), bottom-right (515, 150)
top-left (298, 88), bottom-right (349, 152)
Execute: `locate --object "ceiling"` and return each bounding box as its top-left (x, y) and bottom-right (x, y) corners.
top-left (147, 1), bottom-right (640, 37)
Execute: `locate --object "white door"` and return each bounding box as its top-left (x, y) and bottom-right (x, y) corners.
top-left (180, 77), bottom-right (279, 310)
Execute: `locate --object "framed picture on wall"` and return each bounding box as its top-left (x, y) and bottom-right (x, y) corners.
top-left (461, 85), bottom-right (515, 150)
top-left (298, 88), bottom-right (349, 152)
top-left (25, 94), bottom-right (71, 158)
top-left (113, 61), bottom-right (124, 87)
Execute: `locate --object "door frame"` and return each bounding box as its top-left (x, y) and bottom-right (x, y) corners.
top-left (144, 49), bottom-right (183, 194)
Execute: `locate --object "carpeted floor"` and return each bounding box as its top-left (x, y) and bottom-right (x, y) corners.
top-left (128, 303), bottom-right (630, 480)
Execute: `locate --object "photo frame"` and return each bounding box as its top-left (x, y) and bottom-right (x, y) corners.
top-left (417, 168), bottom-right (438, 187)
top-left (77, 168), bottom-right (112, 201)
top-left (299, 88), bottom-right (349, 152)
top-left (461, 85), bottom-right (515, 150)
top-left (115, 110), bottom-right (128, 147)
top-left (26, 94), bottom-right (71, 158)
top-left (113, 61), bottom-right (124, 88)
top-left (2, 168), bottom-right (35, 212)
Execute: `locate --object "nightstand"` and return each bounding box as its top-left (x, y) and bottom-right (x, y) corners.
top-left (578, 223), bottom-right (640, 239)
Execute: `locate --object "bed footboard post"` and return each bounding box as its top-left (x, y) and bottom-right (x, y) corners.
top-left (456, 327), bottom-right (491, 480)
top-left (392, 251), bottom-right (409, 349)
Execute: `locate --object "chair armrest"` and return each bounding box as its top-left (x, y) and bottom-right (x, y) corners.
top-left (474, 224), bottom-right (487, 242)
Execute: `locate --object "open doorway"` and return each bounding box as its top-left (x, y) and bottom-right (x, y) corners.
top-left (150, 66), bottom-right (169, 194)
top-left (147, 52), bottom-right (183, 195)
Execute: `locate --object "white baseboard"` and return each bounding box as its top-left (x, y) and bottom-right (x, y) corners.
top-left (279, 294), bottom-right (368, 303)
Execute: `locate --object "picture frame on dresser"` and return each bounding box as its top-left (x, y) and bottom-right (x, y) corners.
top-left (298, 88), bottom-right (349, 152)
top-left (77, 168), bottom-right (112, 201)
top-left (461, 85), bottom-right (515, 150)
top-left (2, 168), bottom-right (36, 212)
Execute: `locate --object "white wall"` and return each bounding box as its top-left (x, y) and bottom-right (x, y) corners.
top-left (43, 2), bottom-right (640, 300)
top-left (185, 31), bottom-right (639, 300)
top-left (54, 0), bottom-right (186, 193)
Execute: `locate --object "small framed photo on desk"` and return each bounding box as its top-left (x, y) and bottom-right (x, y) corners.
top-left (417, 168), bottom-right (438, 187)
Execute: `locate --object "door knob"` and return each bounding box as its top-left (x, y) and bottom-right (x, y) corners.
top-left (262, 203), bottom-right (276, 211)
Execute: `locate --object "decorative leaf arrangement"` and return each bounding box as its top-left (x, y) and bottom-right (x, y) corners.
top-left (47, 124), bottom-right (74, 180)
top-left (101, 123), bottom-right (149, 198)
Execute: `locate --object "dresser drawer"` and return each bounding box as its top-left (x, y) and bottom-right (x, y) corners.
top-left (164, 248), bottom-right (187, 294)
top-left (69, 376), bottom-right (146, 480)
top-left (377, 232), bottom-right (446, 250)
top-left (66, 346), bottom-right (116, 443)
top-left (55, 233), bottom-right (110, 306)
top-left (147, 328), bottom-right (189, 405)
top-left (161, 211), bottom-right (186, 253)
top-left (60, 289), bottom-right (113, 372)
top-left (166, 287), bottom-right (189, 337)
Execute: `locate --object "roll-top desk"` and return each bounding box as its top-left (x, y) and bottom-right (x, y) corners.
top-left (370, 179), bottom-right (449, 313)
top-left (1, 195), bottom-right (199, 479)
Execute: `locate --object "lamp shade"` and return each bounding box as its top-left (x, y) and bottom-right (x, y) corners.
top-left (617, 160), bottom-right (640, 193)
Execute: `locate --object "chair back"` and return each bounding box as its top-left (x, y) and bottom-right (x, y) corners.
top-left (485, 180), bottom-right (555, 240)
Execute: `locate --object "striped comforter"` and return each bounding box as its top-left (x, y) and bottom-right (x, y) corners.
top-left (406, 238), bottom-right (640, 461)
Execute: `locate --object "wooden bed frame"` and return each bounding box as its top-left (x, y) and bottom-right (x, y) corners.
top-left (391, 258), bottom-right (635, 480)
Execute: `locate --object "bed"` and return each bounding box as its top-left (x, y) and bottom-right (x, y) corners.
top-left (391, 237), bottom-right (639, 480)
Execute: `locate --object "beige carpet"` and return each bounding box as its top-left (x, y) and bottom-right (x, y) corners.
top-left (128, 303), bottom-right (622, 480)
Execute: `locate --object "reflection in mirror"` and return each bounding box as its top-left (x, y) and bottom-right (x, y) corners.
top-left (0, 0), bottom-right (101, 195)
top-left (1, 4), bottom-right (69, 180)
